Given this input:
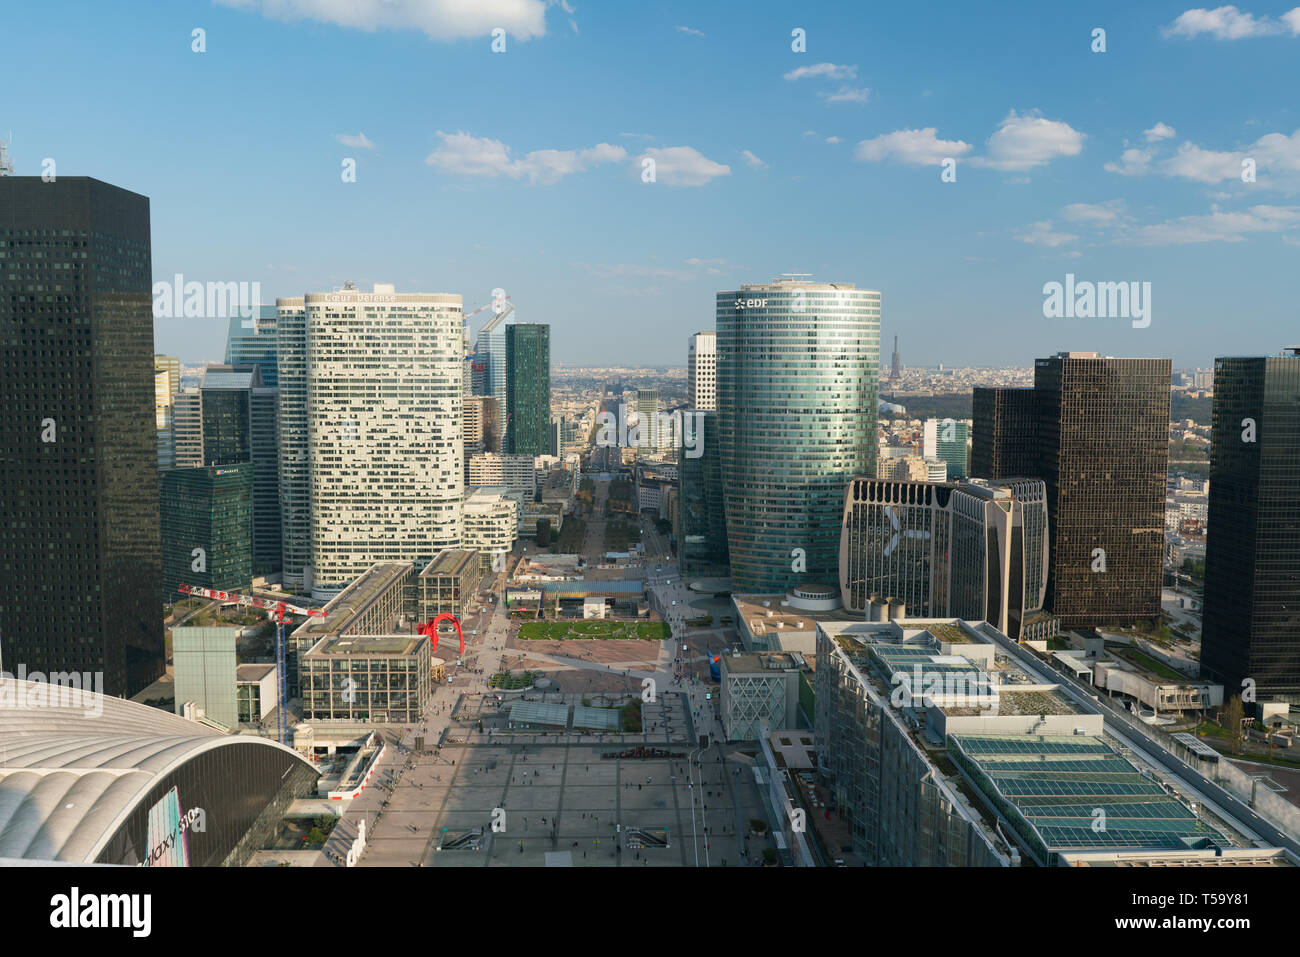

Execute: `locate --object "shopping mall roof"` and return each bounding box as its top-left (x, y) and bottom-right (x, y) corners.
top-left (0, 677), bottom-right (314, 863)
top-left (948, 733), bottom-right (1230, 864)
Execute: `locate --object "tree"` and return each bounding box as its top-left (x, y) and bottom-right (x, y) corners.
top-left (1224, 695), bottom-right (1245, 753)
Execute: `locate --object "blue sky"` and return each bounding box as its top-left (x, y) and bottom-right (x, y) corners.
top-left (7, 0), bottom-right (1300, 367)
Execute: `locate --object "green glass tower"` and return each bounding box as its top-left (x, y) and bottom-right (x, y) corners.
top-left (506, 323), bottom-right (550, 456)
top-left (717, 279), bottom-right (880, 592)
top-left (161, 465), bottom-right (254, 600)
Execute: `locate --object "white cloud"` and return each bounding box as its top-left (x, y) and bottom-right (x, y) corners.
top-left (215, 0), bottom-right (550, 40)
top-left (1106, 127), bottom-right (1300, 187)
top-left (825, 136), bottom-right (841, 144)
top-left (784, 62), bottom-right (857, 82)
top-left (425, 131), bottom-right (625, 184)
top-left (854, 128), bottom-right (972, 166)
top-left (1144, 122), bottom-right (1177, 141)
top-left (1015, 220), bottom-right (1078, 247)
top-left (335, 131), bottom-right (376, 149)
top-left (1161, 5), bottom-right (1297, 39)
top-left (741, 150), bottom-right (767, 169)
top-left (676, 25), bottom-right (705, 37)
top-left (820, 86), bottom-right (870, 104)
top-left (639, 146), bottom-right (730, 186)
top-left (972, 110), bottom-right (1085, 170)
top-left (1160, 142), bottom-right (1244, 183)
top-left (1060, 200), bottom-right (1127, 225)
top-left (1121, 205), bottom-right (1300, 244)
top-left (1104, 147), bottom-right (1154, 175)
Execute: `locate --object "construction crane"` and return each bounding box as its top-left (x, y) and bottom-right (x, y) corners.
top-left (176, 584), bottom-right (325, 745)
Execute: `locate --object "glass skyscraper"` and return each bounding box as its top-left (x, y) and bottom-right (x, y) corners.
top-left (678, 411), bottom-right (729, 577)
top-left (717, 278), bottom-right (879, 592)
top-left (224, 305), bottom-right (278, 388)
top-left (0, 177), bottom-right (164, 696)
top-left (1034, 353), bottom-right (1170, 628)
top-left (1201, 351), bottom-right (1300, 704)
top-left (161, 464), bottom-right (253, 601)
top-left (474, 326), bottom-right (508, 451)
top-left (505, 322), bottom-right (550, 456)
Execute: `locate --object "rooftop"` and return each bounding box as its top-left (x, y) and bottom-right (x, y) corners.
top-left (420, 548), bottom-right (479, 578)
top-left (305, 634), bottom-right (424, 658)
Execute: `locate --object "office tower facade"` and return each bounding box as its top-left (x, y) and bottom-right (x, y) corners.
top-left (161, 465), bottom-right (253, 601)
top-left (1201, 351), bottom-right (1300, 704)
top-left (474, 326), bottom-right (508, 449)
top-left (171, 388), bottom-right (204, 468)
top-left (467, 452), bottom-right (536, 499)
top-left (275, 297), bottom-right (309, 591)
top-left (717, 278), bottom-right (880, 592)
top-left (505, 323), bottom-right (550, 456)
top-left (1034, 354), bottom-right (1170, 628)
top-left (688, 331), bottom-right (717, 411)
top-left (306, 284), bottom-right (462, 600)
top-left (464, 395), bottom-right (501, 457)
top-left (839, 477), bottom-right (1048, 638)
top-left (971, 387), bottom-right (1037, 479)
top-left (224, 306), bottom-right (278, 388)
top-left (923, 418), bottom-right (970, 480)
top-left (199, 365), bottom-right (281, 576)
top-left (636, 389), bottom-right (660, 451)
top-left (155, 355), bottom-right (179, 469)
top-left (0, 177), bottom-right (164, 696)
top-left (678, 411), bottom-right (729, 577)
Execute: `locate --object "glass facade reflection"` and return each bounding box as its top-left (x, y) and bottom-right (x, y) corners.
top-left (716, 280), bottom-right (879, 592)
top-left (96, 741), bottom-right (318, 867)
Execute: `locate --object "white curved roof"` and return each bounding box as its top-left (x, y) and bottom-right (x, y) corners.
top-left (0, 677), bottom-right (311, 862)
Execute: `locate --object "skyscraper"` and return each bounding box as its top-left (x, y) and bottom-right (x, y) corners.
top-left (678, 411), bottom-right (729, 577)
top-left (199, 364), bottom-right (280, 575)
top-left (688, 331), bottom-right (717, 411)
top-left (155, 355), bottom-right (179, 470)
top-left (636, 388), bottom-right (659, 452)
top-left (474, 325), bottom-right (508, 450)
top-left (923, 417), bottom-right (970, 480)
top-left (0, 177), bottom-right (164, 696)
top-left (1201, 350), bottom-right (1300, 704)
top-left (717, 278), bottom-right (880, 592)
top-left (224, 305), bottom-right (278, 387)
top-left (838, 477), bottom-right (1048, 639)
top-left (505, 323), bottom-right (550, 456)
top-left (1034, 353), bottom-right (1170, 628)
top-left (971, 387), bottom-right (1037, 480)
top-left (161, 464), bottom-right (254, 600)
top-left (306, 284), bottom-right (462, 600)
top-left (275, 296), bottom-right (309, 591)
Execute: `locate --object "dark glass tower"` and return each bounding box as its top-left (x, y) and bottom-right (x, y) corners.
top-left (160, 465), bottom-right (254, 599)
top-left (1201, 352), bottom-right (1300, 704)
top-left (199, 364), bottom-right (279, 575)
top-left (971, 387), bottom-right (1038, 479)
top-left (505, 323), bottom-right (550, 456)
top-left (678, 411), bottom-right (729, 577)
top-left (1034, 354), bottom-right (1170, 628)
top-left (0, 177), bottom-right (164, 695)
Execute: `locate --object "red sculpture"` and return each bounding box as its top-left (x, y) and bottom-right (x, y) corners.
top-left (418, 613), bottom-right (465, 656)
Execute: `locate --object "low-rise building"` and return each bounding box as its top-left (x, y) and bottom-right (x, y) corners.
top-left (300, 634), bottom-right (432, 724)
top-left (418, 548), bottom-right (483, 620)
top-left (719, 651), bottom-right (806, 741)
